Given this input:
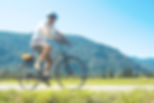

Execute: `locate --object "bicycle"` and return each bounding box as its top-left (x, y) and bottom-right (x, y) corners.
top-left (18, 43), bottom-right (87, 90)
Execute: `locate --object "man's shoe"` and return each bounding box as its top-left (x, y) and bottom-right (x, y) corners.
top-left (42, 75), bottom-right (51, 86)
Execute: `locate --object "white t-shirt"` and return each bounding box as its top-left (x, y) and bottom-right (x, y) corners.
top-left (31, 21), bottom-right (57, 46)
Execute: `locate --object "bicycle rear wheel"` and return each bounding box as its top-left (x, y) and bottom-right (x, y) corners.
top-left (18, 62), bottom-right (40, 90)
top-left (55, 57), bottom-right (87, 89)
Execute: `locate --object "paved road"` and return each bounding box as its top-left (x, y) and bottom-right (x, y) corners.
top-left (0, 84), bottom-right (154, 91)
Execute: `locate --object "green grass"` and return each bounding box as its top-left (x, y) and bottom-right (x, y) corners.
top-left (1, 77), bottom-right (154, 85)
top-left (0, 90), bottom-right (153, 103)
top-left (86, 78), bottom-right (154, 85)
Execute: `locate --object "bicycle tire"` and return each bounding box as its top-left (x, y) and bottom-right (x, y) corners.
top-left (18, 62), bottom-right (40, 90)
top-left (55, 56), bottom-right (87, 89)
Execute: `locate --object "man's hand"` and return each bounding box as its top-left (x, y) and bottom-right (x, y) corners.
top-left (54, 31), bottom-right (72, 46)
top-left (58, 38), bottom-right (72, 46)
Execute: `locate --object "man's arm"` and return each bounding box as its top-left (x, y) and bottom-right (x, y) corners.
top-left (54, 31), bottom-right (71, 45)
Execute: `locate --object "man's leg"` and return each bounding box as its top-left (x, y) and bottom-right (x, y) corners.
top-left (35, 44), bottom-right (50, 70)
top-left (44, 55), bottom-right (52, 76)
top-left (41, 45), bottom-right (52, 75)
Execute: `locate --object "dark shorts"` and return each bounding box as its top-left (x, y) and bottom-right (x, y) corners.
top-left (32, 44), bottom-right (43, 53)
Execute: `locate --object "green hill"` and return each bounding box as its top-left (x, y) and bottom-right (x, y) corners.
top-left (132, 57), bottom-right (154, 72)
top-left (0, 31), bottom-right (145, 76)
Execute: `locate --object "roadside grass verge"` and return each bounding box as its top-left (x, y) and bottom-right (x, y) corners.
top-left (0, 89), bottom-right (153, 103)
top-left (0, 77), bottom-right (154, 85)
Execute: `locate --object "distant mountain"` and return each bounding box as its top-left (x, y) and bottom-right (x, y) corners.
top-left (0, 31), bottom-right (145, 76)
top-left (132, 57), bottom-right (154, 72)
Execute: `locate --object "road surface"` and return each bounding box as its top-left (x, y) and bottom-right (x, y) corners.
top-left (0, 84), bottom-right (154, 91)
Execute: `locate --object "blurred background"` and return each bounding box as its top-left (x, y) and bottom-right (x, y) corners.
top-left (0, 0), bottom-right (154, 103)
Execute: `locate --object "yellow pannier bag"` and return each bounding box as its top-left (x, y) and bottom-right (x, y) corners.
top-left (21, 53), bottom-right (34, 61)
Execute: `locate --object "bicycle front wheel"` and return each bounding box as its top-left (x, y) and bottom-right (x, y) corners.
top-left (55, 56), bottom-right (87, 89)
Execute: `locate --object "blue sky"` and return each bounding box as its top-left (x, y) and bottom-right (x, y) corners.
top-left (0, 0), bottom-right (153, 58)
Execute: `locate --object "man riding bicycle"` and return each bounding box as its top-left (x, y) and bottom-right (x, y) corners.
top-left (30, 12), bottom-right (70, 78)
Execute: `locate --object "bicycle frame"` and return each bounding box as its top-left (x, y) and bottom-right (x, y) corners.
top-left (53, 43), bottom-right (70, 63)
